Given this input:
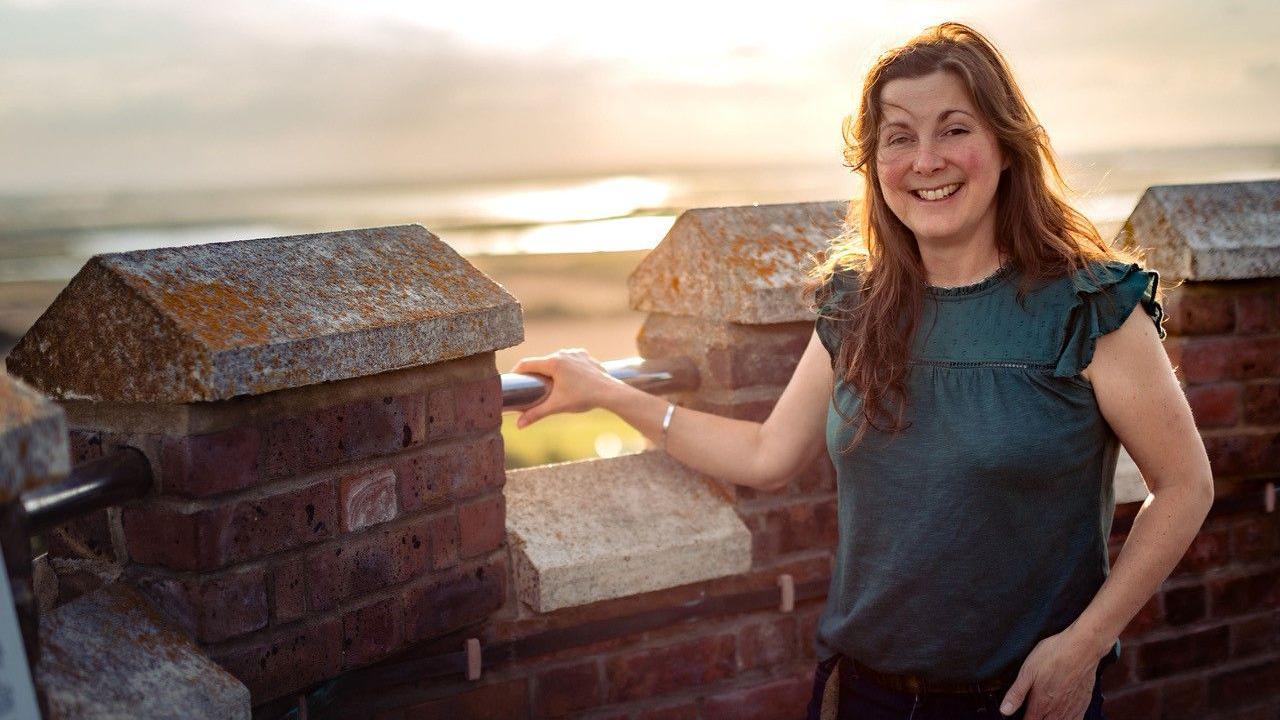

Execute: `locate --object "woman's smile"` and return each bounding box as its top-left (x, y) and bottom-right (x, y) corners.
top-left (912, 182), bottom-right (964, 202)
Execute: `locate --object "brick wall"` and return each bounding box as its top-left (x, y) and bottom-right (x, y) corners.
top-left (1099, 278), bottom-right (1280, 719)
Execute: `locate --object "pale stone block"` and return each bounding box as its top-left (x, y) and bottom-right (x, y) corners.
top-left (0, 373), bottom-right (69, 502)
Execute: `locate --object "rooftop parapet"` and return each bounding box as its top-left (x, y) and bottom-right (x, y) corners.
top-left (628, 200), bottom-right (846, 323)
top-left (1123, 179), bottom-right (1280, 281)
top-left (5, 224), bottom-right (523, 403)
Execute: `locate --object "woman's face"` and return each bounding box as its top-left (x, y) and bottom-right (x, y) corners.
top-left (874, 70), bottom-right (1006, 247)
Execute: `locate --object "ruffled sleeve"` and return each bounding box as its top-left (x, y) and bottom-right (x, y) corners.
top-left (814, 268), bottom-right (862, 367)
top-left (1053, 260), bottom-right (1167, 378)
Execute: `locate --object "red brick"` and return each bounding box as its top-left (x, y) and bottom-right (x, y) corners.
top-left (1119, 593), bottom-right (1164, 639)
top-left (263, 408), bottom-right (345, 480)
top-left (426, 510), bottom-right (460, 570)
top-left (1136, 625), bottom-right (1229, 680)
top-left (270, 558), bottom-right (306, 623)
top-left (535, 660), bottom-right (602, 718)
top-left (454, 376), bottom-right (502, 435)
top-left (636, 703), bottom-right (699, 720)
top-left (133, 566), bottom-right (267, 643)
top-left (796, 604), bottom-right (823, 660)
top-left (123, 504), bottom-right (231, 571)
top-left (393, 447), bottom-right (456, 514)
top-left (1204, 431), bottom-right (1280, 478)
top-left (1185, 383), bottom-right (1241, 428)
top-left (1159, 675), bottom-right (1207, 720)
top-left (705, 329), bottom-right (809, 390)
top-left (1230, 516), bottom-right (1280, 563)
top-left (1173, 526), bottom-right (1230, 576)
top-left (737, 616), bottom-right (797, 671)
top-left (343, 394), bottom-right (425, 462)
top-left (400, 678), bottom-right (529, 719)
top-left (702, 673), bottom-right (813, 720)
top-left (751, 498), bottom-right (838, 563)
top-left (1165, 291), bottom-right (1235, 335)
top-left (426, 386), bottom-right (459, 441)
top-left (342, 596), bottom-right (404, 669)
top-left (221, 478), bottom-right (337, 564)
top-left (1210, 569), bottom-right (1280, 617)
top-left (307, 518), bottom-right (431, 611)
top-left (1163, 584), bottom-right (1206, 626)
top-left (1101, 684), bottom-right (1159, 719)
top-left (1242, 381), bottom-right (1280, 425)
top-left (211, 618), bottom-right (342, 702)
top-left (455, 433), bottom-right (506, 499)
top-left (402, 556), bottom-right (505, 643)
top-left (605, 634), bottom-right (736, 702)
top-left (1206, 657), bottom-right (1280, 711)
top-left (1235, 290), bottom-right (1280, 334)
top-left (1228, 611), bottom-right (1280, 659)
top-left (1177, 337), bottom-right (1280, 385)
top-left (339, 468), bottom-right (398, 532)
top-left (458, 493), bottom-right (505, 559)
top-left (160, 427), bottom-right (261, 498)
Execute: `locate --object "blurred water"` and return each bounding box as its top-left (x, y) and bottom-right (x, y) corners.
top-left (0, 145), bottom-right (1276, 284)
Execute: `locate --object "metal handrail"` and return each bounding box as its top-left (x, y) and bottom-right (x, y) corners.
top-left (500, 355), bottom-right (700, 410)
top-left (21, 448), bottom-right (153, 535)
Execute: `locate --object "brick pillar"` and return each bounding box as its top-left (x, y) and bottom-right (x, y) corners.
top-left (1101, 180), bottom-right (1280, 719)
top-left (5, 225), bottom-right (523, 706)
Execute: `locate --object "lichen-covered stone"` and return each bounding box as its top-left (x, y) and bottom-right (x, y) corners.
top-left (504, 450), bottom-right (752, 612)
top-left (7, 225), bottom-right (523, 402)
top-left (0, 373), bottom-right (69, 502)
top-left (628, 200), bottom-right (847, 323)
top-left (35, 583), bottom-right (250, 719)
top-left (1123, 180), bottom-right (1280, 281)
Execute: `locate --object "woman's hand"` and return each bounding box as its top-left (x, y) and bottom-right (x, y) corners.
top-left (999, 629), bottom-right (1101, 719)
top-left (509, 348), bottom-right (626, 429)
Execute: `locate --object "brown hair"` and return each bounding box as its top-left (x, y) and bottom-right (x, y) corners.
top-left (809, 21), bottom-right (1150, 453)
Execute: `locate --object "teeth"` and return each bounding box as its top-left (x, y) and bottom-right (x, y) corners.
top-left (914, 183), bottom-right (961, 201)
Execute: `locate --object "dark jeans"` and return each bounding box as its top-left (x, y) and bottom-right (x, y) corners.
top-left (805, 655), bottom-right (1111, 720)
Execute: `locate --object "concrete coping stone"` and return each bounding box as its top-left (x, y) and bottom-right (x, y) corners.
top-left (6, 224), bottom-right (523, 403)
top-left (628, 200), bottom-right (848, 323)
top-left (504, 449), bottom-right (752, 613)
top-left (0, 373), bottom-right (69, 502)
top-left (34, 582), bottom-right (250, 719)
top-left (1124, 179), bottom-right (1280, 281)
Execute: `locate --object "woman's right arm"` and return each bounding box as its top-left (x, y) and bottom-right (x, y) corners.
top-left (510, 329), bottom-right (835, 493)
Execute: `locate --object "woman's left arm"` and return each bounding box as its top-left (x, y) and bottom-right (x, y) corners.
top-left (1000, 304), bottom-right (1215, 718)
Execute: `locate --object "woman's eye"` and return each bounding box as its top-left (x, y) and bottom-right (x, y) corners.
top-left (945, 127), bottom-right (969, 136)
top-left (887, 136), bottom-right (908, 145)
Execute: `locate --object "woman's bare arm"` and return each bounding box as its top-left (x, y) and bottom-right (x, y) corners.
top-left (510, 329), bottom-right (835, 492)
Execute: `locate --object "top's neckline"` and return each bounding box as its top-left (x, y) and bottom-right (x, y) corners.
top-left (926, 261), bottom-right (1015, 297)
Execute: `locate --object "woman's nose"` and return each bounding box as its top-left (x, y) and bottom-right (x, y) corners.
top-left (911, 145), bottom-right (945, 174)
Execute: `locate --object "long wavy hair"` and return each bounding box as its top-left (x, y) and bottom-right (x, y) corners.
top-left (809, 21), bottom-right (1152, 453)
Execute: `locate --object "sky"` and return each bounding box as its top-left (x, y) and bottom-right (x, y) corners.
top-left (0, 0), bottom-right (1277, 194)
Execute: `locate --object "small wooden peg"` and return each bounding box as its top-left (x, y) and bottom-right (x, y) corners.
top-left (778, 573), bottom-right (795, 613)
top-left (465, 637), bottom-right (482, 681)
top-left (1265, 482), bottom-right (1275, 513)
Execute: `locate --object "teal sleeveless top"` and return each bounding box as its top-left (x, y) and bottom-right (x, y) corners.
top-left (812, 258), bottom-right (1166, 683)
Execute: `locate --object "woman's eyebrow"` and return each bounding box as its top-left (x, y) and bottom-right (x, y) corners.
top-left (881, 108), bottom-right (975, 132)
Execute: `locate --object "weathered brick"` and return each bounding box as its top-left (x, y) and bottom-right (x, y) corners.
top-left (1163, 585), bottom-right (1206, 626)
top-left (1206, 657), bottom-right (1280, 711)
top-left (458, 493), bottom-right (505, 559)
top-left (339, 468), bottom-right (398, 532)
top-left (701, 673), bottom-right (813, 720)
top-left (1173, 526), bottom-right (1230, 576)
top-left (796, 603), bottom-right (824, 660)
top-left (1158, 675), bottom-right (1207, 720)
top-left (1204, 432), bottom-right (1280, 478)
top-left (393, 447), bottom-right (456, 514)
top-left (635, 703), bottom-right (699, 720)
top-left (307, 518), bottom-right (431, 611)
top-left (426, 386), bottom-right (459, 441)
top-left (1230, 516), bottom-right (1280, 563)
top-left (403, 556), bottom-right (505, 643)
top-left (1136, 625), bottom-right (1229, 679)
top-left (1210, 569), bottom-right (1280, 617)
top-left (737, 616), bottom-right (797, 671)
top-left (1165, 291), bottom-right (1235, 335)
top-left (125, 479), bottom-right (336, 571)
top-left (604, 634), bottom-right (736, 702)
top-left (1242, 381), bottom-right (1280, 425)
top-left (426, 510), bottom-right (460, 570)
top-left (1177, 337), bottom-right (1280, 385)
top-left (212, 617), bottom-right (342, 701)
top-left (1228, 611), bottom-right (1280, 659)
top-left (263, 407), bottom-right (345, 480)
top-left (704, 329), bottom-right (808, 390)
top-left (343, 394), bottom-right (425, 462)
top-left (535, 661), bottom-right (602, 718)
top-left (750, 498), bottom-right (838, 563)
top-left (399, 678), bottom-right (529, 719)
top-left (1184, 383), bottom-right (1241, 428)
top-left (270, 558), bottom-right (306, 623)
top-left (1235, 289), bottom-right (1280, 334)
top-left (1101, 684), bottom-right (1159, 719)
top-left (133, 566), bottom-right (267, 643)
top-left (1119, 593), bottom-right (1164, 639)
top-left (160, 427), bottom-right (261, 498)
top-left (455, 376), bottom-right (502, 434)
top-left (455, 433), bottom-right (506, 499)
top-left (342, 596), bottom-right (404, 669)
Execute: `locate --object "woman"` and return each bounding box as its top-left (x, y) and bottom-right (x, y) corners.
top-left (510, 22), bottom-right (1214, 720)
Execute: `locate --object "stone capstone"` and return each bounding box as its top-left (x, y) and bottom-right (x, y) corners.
top-left (0, 373), bottom-right (69, 502)
top-left (6, 224), bottom-right (523, 403)
top-left (34, 583), bottom-right (250, 720)
top-left (504, 450), bottom-right (752, 613)
top-left (1123, 180), bottom-right (1280, 281)
top-left (628, 200), bottom-right (847, 323)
